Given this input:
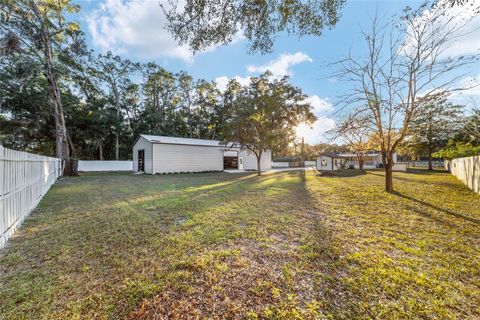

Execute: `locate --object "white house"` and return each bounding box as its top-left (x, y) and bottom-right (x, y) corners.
top-left (316, 151), bottom-right (402, 171)
top-left (133, 135), bottom-right (272, 174)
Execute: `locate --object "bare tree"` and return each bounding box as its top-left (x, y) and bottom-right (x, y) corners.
top-left (329, 113), bottom-right (374, 170)
top-left (333, 2), bottom-right (478, 192)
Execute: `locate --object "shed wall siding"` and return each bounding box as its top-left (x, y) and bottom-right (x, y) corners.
top-left (133, 137), bottom-right (153, 174)
top-left (152, 144), bottom-right (224, 174)
top-left (240, 149), bottom-right (272, 171)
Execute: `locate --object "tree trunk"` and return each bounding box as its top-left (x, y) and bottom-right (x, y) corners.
top-left (45, 59), bottom-right (69, 161)
top-left (115, 133), bottom-right (119, 160)
top-left (63, 159), bottom-right (78, 176)
top-left (256, 153), bottom-right (262, 176)
top-left (115, 90), bottom-right (121, 160)
top-left (66, 130), bottom-right (76, 159)
top-left (385, 155), bottom-right (394, 193)
top-left (428, 150), bottom-right (433, 171)
top-left (99, 141), bottom-right (104, 160)
top-left (53, 105), bottom-right (69, 160)
top-left (358, 155), bottom-right (365, 170)
top-left (38, 19), bottom-right (71, 176)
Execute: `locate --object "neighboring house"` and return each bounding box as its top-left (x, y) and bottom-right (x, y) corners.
top-left (316, 151), bottom-right (399, 171)
top-left (133, 135), bottom-right (272, 174)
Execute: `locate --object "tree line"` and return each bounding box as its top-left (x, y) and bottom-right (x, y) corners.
top-left (0, 48), bottom-right (241, 161)
top-left (0, 1), bottom-right (316, 174)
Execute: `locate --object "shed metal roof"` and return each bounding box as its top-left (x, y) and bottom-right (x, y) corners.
top-left (140, 134), bottom-right (232, 147)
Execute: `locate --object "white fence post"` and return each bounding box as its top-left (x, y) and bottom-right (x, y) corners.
top-left (0, 146), bottom-right (61, 249)
top-left (0, 145), bottom-right (5, 248)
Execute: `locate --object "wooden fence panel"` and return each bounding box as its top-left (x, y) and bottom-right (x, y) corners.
top-left (0, 146), bottom-right (61, 248)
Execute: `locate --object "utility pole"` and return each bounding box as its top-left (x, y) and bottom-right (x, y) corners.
top-left (301, 137), bottom-right (305, 160)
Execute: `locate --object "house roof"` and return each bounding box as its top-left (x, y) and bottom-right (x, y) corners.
top-left (139, 134), bottom-right (234, 147)
top-left (318, 152), bottom-right (348, 158)
top-left (318, 151), bottom-right (382, 158)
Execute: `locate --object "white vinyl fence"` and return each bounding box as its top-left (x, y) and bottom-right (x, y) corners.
top-left (446, 156), bottom-right (480, 194)
top-left (272, 161), bottom-right (316, 168)
top-left (78, 160), bottom-right (133, 172)
top-left (393, 162), bottom-right (408, 172)
top-left (272, 162), bottom-right (289, 168)
top-left (0, 146), bottom-right (62, 248)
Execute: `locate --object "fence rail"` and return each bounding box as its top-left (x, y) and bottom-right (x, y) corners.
top-left (0, 146), bottom-right (62, 248)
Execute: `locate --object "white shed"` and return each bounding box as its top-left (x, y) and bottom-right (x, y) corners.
top-left (132, 135), bottom-right (272, 174)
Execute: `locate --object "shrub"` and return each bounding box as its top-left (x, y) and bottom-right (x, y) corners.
top-left (433, 141), bottom-right (480, 160)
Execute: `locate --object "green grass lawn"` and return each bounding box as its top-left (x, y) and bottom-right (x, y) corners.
top-left (1, 169), bottom-right (479, 319)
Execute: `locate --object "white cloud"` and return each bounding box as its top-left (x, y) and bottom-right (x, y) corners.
top-left (247, 52), bottom-right (312, 78)
top-left (448, 75), bottom-right (480, 105)
top-left (296, 117), bottom-right (336, 144)
top-left (87, 0), bottom-right (197, 62)
top-left (296, 95), bottom-right (335, 144)
top-left (304, 95), bottom-right (334, 114)
top-left (215, 76), bottom-right (230, 92)
top-left (215, 75), bottom-right (251, 92)
top-left (404, 0), bottom-right (480, 58)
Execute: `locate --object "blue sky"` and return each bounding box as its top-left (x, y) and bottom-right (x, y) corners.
top-left (75, 0), bottom-right (480, 144)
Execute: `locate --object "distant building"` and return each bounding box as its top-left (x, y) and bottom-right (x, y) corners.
top-left (132, 135), bottom-right (272, 174)
top-left (316, 151), bottom-right (398, 171)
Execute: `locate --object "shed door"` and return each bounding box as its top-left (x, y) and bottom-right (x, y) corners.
top-left (138, 149), bottom-right (145, 172)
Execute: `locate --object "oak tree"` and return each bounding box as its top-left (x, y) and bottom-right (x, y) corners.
top-left (224, 72), bottom-right (316, 175)
top-left (162, 0), bottom-right (345, 54)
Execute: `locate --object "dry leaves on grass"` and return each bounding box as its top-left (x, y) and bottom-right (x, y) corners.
top-left (128, 238), bottom-right (324, 319)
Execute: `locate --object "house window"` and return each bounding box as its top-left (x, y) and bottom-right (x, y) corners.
top-left (321, 159), bottom-right (327, 166)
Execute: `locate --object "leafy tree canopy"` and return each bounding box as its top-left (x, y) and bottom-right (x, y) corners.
top-left (433, 140), bottom-right (480, 160)
top-left (224, 72), bottom-right (316, 174)
top-left (162, 0), bottom-right (345, 53)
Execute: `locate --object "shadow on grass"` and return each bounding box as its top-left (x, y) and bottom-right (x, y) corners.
top-left (404, 168), bottom-right (449, 175)
top-left (393, 191), bottom-right (480, 225)
top-left (316, 169), bottom-right (367, 178)
top-left (0, 170), bottom-right (313, 319)
top-left (299, 170), bottom-right (361, 315)
top-left (368, 171), bottom-right (456, 187)
top-left (126, 170), bottom-right (345, 318)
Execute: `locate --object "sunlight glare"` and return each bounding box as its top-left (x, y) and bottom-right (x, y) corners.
top-left (295, 123), bottom-right (314, 139)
